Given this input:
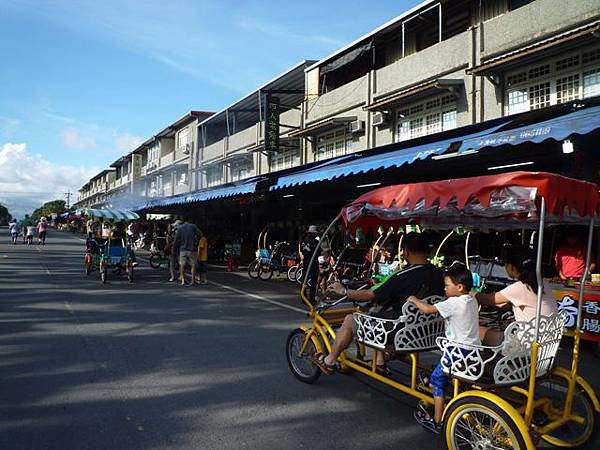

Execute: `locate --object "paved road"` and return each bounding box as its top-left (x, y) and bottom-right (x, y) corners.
top-left (0, 229), bottom-right (598, 449)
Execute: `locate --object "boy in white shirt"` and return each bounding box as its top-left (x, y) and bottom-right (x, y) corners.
top-left (408, 262), bottom-right (480, 433)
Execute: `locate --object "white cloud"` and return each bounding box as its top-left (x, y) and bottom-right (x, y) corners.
top-left (62, 128), bottom-right (97, 150)
top-left (0, 143), bottom-right (99, 218)
top-left (114, 132), bottom-right (143, 152)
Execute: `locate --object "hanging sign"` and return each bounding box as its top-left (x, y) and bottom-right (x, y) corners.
top-left (264, 95), bottom-right (280, 154)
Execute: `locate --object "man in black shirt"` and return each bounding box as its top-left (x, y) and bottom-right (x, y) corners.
top-left (299, 225), bottom-right (321, 301)
top-left (312, 233), bottom-right (444, 374)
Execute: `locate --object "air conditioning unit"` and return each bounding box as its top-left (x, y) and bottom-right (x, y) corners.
top-left (350, 120), bottom-right (365, 134)
top-left (372, 112), bottom-right (390, 127)
top-left (182, 142), bottom-right (192, 154)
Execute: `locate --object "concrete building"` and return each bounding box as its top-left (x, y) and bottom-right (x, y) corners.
top-left (193, 61), bottom-right (315, 190)
top-left (290, 0), bottom-right (600, 161)
top-left (75, 169), bottom-right (116, 209)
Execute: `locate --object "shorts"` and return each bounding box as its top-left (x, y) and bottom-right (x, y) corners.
top-left (197, 261), bottom-right (207, 274)
top-left (430, 347), bottom-right (469, 397)
top-left (11, 232), bottom-right (18, 237)
top-left (179, 250), bottom-right (195, 267)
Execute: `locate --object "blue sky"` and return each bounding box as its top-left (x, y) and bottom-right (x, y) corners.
top-left (0, 0), bottom-right (421, 216)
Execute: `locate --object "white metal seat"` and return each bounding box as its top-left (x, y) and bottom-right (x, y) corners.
top-left (436, 310), bottom-right (568, 386)
top-left (353, 295), bottom-right (446, 351)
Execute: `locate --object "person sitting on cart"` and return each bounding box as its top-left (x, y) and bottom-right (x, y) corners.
top-left (311, 233), bottom-right (444, 375)
top-left (408, 262), bottom-right (480, 433)
top-left (476, 244), bottom-right (557, 346)
top-left (554, 230), bottom-right (596, 282)
top-left (110, 224), bottom-right (138, 266)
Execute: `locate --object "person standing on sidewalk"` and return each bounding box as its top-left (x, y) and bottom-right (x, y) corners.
top-left (174, 217), bottom-right (200, 285)
top-left (196, 230), bottom-right (208, 284)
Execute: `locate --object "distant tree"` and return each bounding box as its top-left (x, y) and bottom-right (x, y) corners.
top-left (0, 204), bottom-right (12, 225)
top-left (31, 200), bottom-right (67, 221)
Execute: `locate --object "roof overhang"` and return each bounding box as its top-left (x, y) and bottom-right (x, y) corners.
top-left (288, 116), bottom-right (357, 138)
top-left (467, 20), bottom-right (600, 76)
top-left (365, 78), bottom-right (464, 111)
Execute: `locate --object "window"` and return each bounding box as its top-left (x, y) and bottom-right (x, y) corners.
top-left (206, 165), bottom-right (223, 187)
top-left (505, 47), bottom-right (600, 114)
top-left (271, 146), bottom-right (300, 171)
top-left (177, 128), bottom-right (190, 148)
top-left (148, 143), bottom-right (160, 162)
top-left (315, 128), bottom-right (353, 161)
top-left (395, 94), bottom-right (457, 142)
top-left (177, 170), bottom-right (188, 185)
top-left (230, 158), bottom-right (253, 182)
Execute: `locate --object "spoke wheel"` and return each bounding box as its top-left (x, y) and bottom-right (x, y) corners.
top-left (536, 374), bottom-right (596, 447)
top-left (445, 396), bottom-right (527, 450)
top-left (287, 265), bottom-right (298, 282)
top-left (247, 260), bottom-right (259, 279)
top-left (296, 266), bottom-right (304, 285)
top-left (258, 263), bottom-right (274, 281)
top-left (286, 329), bottom-right (321, 384)
top-left (149, 254), bottom-right (161, 269)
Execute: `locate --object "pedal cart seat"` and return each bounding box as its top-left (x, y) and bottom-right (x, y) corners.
top-left (353, 295), bottom-right (445, 351)
top-left (105, 246), bottom-right (127, 265)
top-left (437, 310), bottom-right (568, 386)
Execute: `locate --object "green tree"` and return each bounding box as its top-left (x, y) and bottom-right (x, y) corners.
top-left (0, 204), bottom-right (12, 225)
top-left (31, 200), bottom-right (67, 221)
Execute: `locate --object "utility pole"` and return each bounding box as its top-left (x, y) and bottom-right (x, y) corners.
top-left (64, 191), bottom-right (72, 209)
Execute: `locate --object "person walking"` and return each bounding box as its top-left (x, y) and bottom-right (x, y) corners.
top-left (9, 219), bottom-right (20, 245)
top-left (196, 230), bottom-right (208, 284)
top-left (167, 220), bottom-right (181, 282)
top-left (173, 217), bottom-right (200, 285)
top-left (37, 217), bottom-right (48, 245)
top-left (26, 224), bottom-right (36, 245)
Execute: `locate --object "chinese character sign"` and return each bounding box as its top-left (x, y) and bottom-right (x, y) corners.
top-left (553, 288), bottom-right (600, 341)
top-left (264, 95), bottom-right (280, 154)
top-left (132, 154), bottom-right (142, 181)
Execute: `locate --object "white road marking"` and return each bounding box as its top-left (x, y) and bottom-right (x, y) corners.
top-left (209, 280), bottom-right (306, 314)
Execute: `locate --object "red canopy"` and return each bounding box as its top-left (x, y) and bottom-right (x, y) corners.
top-left (342, 172), bottom-right (599, 229)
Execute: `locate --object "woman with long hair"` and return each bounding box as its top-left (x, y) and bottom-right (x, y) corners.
top-left (476, 244), bottom-right (558, 345)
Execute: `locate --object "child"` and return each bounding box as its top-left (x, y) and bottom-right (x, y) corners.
top-left (26, 225), bottom-right (36, 245)
top-left (407, 262), bottom-right (480, 433)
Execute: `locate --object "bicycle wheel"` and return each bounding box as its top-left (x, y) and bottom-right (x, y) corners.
top-left (296, 266), bottom-right (303, 285)
top-left (444, 395), bottom-right (528, 450)
top-left (287, 265), bottom-right (298, 282)
top-left (149, 253), bottom-right (161, 269)
top-left (247, 259), bottom-right (259, 279)
top-left (286, 328), bottom-right (321, 384)
top-left (537, 374), bottom-right (597, 447)
top-left (258, 263), bottom-right (274, 281)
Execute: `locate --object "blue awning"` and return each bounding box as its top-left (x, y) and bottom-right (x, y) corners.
top-left (458, 105), bottom-right (600, 153)
top-left (269, 123), bottom-right (508, 191)
top-left (142, 180), bottom-right (258, 209)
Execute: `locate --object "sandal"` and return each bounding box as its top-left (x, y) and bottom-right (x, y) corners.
top-left (414, 409), bottom-right (442, 434)
top-left (310, 353), bottom-right (335, 375)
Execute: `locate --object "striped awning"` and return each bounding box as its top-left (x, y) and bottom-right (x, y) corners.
top-left (82, 208), bottom-right (140, 221)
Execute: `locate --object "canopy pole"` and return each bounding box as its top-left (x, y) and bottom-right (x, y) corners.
top-left (534, 197), bottom-right (545, 343)
top-left (576, 217), bottom-right (594, 331)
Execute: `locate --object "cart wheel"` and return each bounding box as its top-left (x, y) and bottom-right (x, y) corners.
top-left (444, 395), bottom-right (528, 450)
top-left (296, 267), bottom-right (303, 285)
top-left (127, 264), bottom-right (134, 283)
top-left (286, 328), bottom-right (321, 384)
top-left (258, 263), bottom-right (273, 281)
top-left (287, 265), bottom-right (298, 282)
top-left (536, 374), bottom-right (597, 447)
top-left (247, 260), bottom-right (259, 279)
top-left (149, 254), bottom-right (161, 269)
